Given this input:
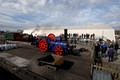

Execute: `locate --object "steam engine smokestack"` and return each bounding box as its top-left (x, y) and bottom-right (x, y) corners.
top-left (64, 29), bottom-right (68, 42)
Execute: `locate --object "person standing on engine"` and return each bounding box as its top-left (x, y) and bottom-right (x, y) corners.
top-left (82, 34), bottom-right (83, 38)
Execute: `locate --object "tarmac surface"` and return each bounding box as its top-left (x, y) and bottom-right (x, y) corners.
top-left (0, 66), bottom-right (22, 80)
top-left (0, 41), bottom-right (91, 80)
top-left (102, 49), bottom-right (120, 66)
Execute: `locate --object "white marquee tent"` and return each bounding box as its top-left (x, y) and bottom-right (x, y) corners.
top-left (23, 24), bottom-right (115, 41)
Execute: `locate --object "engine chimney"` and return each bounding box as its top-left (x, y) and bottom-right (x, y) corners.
top-left (64, 29), bottom-right (68, 42)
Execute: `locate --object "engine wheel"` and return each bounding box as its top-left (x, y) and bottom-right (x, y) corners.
top-left (39, 40), bottom-right (48, 52)
top-left (55, 46), bottom-right (63, 55)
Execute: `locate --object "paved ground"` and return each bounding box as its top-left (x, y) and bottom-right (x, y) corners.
top-left (102, 49), bottom-right (120, 66)
top-left (0, 41), bottom-right (92, 80)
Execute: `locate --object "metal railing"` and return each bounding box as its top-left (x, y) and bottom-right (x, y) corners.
top-left (91, 62), bottom-right (120, 80)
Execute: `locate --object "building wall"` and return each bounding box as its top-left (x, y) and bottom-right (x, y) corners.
top-left (115, 30), bottom-right (120, 35)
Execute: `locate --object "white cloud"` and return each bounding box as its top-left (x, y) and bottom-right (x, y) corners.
top-left (111, 22), bottom-right (120, 27)
top-left (102, 13), bottom-right (120, 20)
top-left (19, 0), bottom-right (35, 6)
top-left (0, 16), bottom-right (33, 26)
top-left (109, 21), bottom-right (120, 30)
top-left (1, 2), bottom-right (32, 14)
top-left (90, 0), bottom-right (109, 4)
top-left (102, 5), bottom-right (120, 21)
top-left (18, 0), bottom-right (47, 7)
top-left (89, 0), bottom-right (118, 6)
top-left (0, 13), bottom-right (34, 30)
top-left (49, 0), bottom-right (54, 4)
top-left (0, 0), bottom-right (120, 30)
top-left (0, 14), bottom-right (13, 20)
top-left (110, 5), bottom-right (120, 12)
top-left (1, 0), bottom-right (48, 14)
top-left (38, 0), bottom-right (47, 7)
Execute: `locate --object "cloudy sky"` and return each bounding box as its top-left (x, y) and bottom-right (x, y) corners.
top-left (0, 0), bottom-right (120, 31)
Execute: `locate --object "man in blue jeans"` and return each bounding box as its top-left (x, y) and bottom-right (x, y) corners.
top-left (101, 43), bottom-right (107, 58)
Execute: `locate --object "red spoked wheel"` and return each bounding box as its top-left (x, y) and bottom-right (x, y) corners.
top-left (55, 46), bottom-right (63, 55)
top-left (48, 33), bottom-right (57, 41)
top-left (39, 40), bottom-right (48, 52)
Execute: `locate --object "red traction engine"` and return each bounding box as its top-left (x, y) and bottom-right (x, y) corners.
top-left (39, 33), bottom-right (74, 55)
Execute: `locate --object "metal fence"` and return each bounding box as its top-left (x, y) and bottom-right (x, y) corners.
top-left (67, 37), bottom-right (95, 46)
top-left (91, 62), bottom-right (120, 80)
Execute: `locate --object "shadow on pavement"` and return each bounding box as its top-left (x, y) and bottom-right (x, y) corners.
top-left (59, 60), bottom-right (74, 70)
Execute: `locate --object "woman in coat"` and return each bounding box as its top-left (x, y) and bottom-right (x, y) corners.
top-left (108, 48), bottom-right (114, 62)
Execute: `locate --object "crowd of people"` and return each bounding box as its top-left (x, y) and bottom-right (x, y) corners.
top-left (60, 33), bottom-right (95, 39)
top-left (94, 42), bottom-right (119, 63)
top-left (81, 33), bottom-right (95, 39)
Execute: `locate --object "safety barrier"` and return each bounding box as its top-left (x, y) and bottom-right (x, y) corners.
top-left (91, 63), bottom-right (120, 80)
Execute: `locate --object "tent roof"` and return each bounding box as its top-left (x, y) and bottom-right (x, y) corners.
top-left (26, 24), bottom-right (113, 30)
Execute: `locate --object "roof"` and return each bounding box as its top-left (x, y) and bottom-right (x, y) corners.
top-left (26, 24), bottom-right (113, 31)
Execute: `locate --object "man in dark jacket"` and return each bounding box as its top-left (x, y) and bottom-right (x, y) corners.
top-left (95, 43), bottom-right (100, 59)
top-left (109, 43), bottom-right (114, 48)
top-left (114, 42), bottom-right (119, 54)
top-left (94, 43), bottom-right (101, 64)
top-left (108, 48), bottom-right (114, 62)
top-left (101, 43), bottom-right (107, 58)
